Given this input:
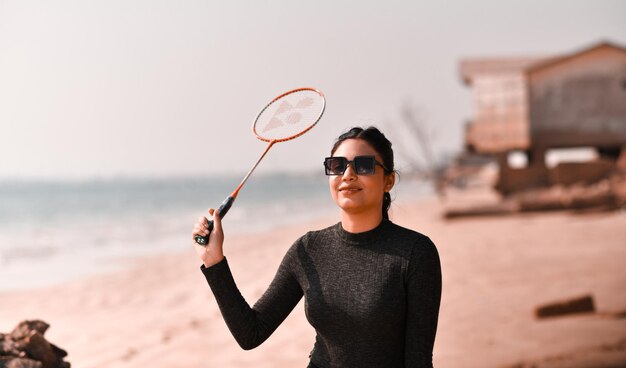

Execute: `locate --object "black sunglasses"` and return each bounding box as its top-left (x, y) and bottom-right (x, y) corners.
top-left (323, 156), bottom-right (387, 176)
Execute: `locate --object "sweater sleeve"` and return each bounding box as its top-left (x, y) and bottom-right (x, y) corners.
top-left (201, 248), bottom-right (303, 350)
top-left (404, 236), bottom-right (442, 368)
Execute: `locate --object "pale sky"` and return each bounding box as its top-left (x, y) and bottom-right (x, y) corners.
top-left (1, 0), bottom-right (625, 179)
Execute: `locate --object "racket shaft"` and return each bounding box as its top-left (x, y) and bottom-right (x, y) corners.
top-left (195, 196), bottom-right (235, 245)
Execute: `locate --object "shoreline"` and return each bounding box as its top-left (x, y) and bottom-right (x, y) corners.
top-left (1, 195), bottom-right (625, 367)
top-left (0, 176), bottom-right (431, 294)
top-left (0, 199), bottom-right (338, 294)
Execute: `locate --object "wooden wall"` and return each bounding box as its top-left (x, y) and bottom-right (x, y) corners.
top-left (528, 46), bottom-right (626, 149)
top-left (467, 72), bottom-right (530, 152)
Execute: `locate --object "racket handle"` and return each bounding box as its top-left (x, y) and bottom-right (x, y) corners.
top-left (194, 196), bottom-right (236, 246)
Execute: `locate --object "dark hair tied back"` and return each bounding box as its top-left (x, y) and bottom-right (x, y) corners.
top-left (331, 126), bottom-right (396, 220)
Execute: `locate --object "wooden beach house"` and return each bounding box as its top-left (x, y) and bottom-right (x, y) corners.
top-left (459, 41), bottom-right (626, 194)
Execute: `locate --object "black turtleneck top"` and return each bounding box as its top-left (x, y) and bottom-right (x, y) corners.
top-left (201, 219), bottom-right (442, 368)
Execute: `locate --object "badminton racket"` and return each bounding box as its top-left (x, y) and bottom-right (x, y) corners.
top-left (195, 87), bottom-right (326, 245)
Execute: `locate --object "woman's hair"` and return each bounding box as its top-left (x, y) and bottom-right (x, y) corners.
top-left (331, 126), bottom-right (396, 220)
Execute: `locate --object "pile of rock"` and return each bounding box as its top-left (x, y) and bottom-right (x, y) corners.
top-left (0, 320), bottom-right (70, 368)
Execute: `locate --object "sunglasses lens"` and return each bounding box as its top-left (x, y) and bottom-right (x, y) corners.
top-left (325, 157), bottom-right (346, 175)
top-left (354, 156), bottom-right (376, 175)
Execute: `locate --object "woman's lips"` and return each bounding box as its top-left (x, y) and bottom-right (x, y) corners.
top-left (339, 187), bottom-right (361, 194)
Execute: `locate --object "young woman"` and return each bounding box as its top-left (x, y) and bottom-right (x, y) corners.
top-left (192, 126), bottom-right (442, 368)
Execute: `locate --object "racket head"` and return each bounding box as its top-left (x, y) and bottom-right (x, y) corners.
top-left (252, 88), bottom-right (326, 143)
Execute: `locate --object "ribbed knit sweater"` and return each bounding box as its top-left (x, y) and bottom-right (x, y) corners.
top-left (201, 219), bottom-right (442, 368)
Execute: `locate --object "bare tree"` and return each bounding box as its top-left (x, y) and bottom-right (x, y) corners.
top-left (386, 102), bottom-right (450, 197)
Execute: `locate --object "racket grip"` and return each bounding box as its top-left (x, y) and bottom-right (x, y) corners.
top-left (194, 196), bottom-right (236, 246)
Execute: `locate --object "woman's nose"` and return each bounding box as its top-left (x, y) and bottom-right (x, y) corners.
top-left (341, 163), bottom-right (357, 180)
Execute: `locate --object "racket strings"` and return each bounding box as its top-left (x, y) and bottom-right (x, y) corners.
top-left (254, 88), bottom-right (325, 142)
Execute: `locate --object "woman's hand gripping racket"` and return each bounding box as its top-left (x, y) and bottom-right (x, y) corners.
top-left (194, 88), bottom-right (326, 245)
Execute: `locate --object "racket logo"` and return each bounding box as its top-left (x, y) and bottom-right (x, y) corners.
top-left (262, 97), bottom-right (315, 132)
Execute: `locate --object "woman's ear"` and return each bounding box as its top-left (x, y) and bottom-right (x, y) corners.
top-left (384, 173), bottom-right (395, 192)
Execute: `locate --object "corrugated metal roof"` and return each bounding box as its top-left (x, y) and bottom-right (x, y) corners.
top-left (526, 40), bottom-right (626, 73)
top-left (459, 40), bottom-right (626, 85)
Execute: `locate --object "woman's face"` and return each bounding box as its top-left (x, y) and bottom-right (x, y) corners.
top-left (328, 138), bottom-right (394, 217)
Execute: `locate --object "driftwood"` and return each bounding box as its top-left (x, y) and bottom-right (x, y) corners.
top-left (444, 201), bottom-right (518, 219)
top-left (516, 179), bottom-right (621, 212)
top-left (443, 172), bottom-right (626, 219)
top-left (0, 321), bottom-right (69, 368)
top-left (535, 294), bottom-right (596, 319)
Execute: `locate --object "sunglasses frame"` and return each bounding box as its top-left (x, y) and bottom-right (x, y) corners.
top-left (323, 155), bottom-right (387, 176)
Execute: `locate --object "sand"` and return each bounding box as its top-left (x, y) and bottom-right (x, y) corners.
top-left (1, 195), bottom-right (625, 368)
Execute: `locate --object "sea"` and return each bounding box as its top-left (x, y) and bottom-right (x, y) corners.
top-left (0, 173), bottom-right (432, 292)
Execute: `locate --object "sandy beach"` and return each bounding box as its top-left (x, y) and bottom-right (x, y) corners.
top-left (1, 195), bottom-right (625, 368)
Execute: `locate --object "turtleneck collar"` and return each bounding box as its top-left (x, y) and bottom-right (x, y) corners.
top-left (332, 218), bottom-right (391, 246)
